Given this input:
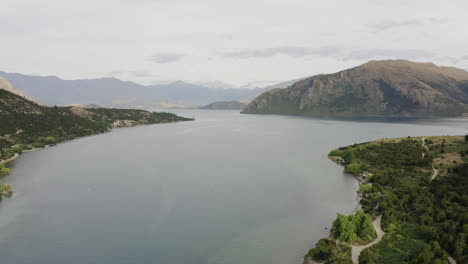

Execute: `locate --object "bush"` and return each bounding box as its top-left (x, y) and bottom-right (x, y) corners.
top-left (360, 184), bottom-right (372, 194)
top-left (345, 163), bottom-right (363, 174)
top-left (329, 149), bottom-right (343, 157)
top-left (0, 164), bottom-right (9, 176)
top-left (331, 211), bottom-right (377, 244)
top-left (307, 239), bottom-right (336, 261)
top-left (307, 239), bottom-right (353, 264)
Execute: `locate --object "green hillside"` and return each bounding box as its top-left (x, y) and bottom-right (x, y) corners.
top-left (307, 136), bottom-right (468, 264)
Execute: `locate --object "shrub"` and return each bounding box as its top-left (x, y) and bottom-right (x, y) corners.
top-left (0, 164), bottom-right (9, 176)
top-left (360, 184), bottom-right (372, 194)
top-left (331, 211), bottom-right (376, 244)
top-left (329, 149), bottom-right (343, 157)
top-left (345, 163), bottom-right (362, 174)
top-left (307, 239), bottom-right (336, 261)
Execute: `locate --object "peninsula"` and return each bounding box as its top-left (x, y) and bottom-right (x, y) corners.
top-left (306, 136), bottom-right (468, 264)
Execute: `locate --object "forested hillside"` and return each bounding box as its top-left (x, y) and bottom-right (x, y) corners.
top-left (0, 88), bottom-right (192, 161)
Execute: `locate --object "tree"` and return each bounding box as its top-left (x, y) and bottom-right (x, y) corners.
top-left (331, 214), bottom-right (357, 242)
top-left (345, 163), bottom-right (362, 174)
top-left (355, 211), bottom-right (377, 241)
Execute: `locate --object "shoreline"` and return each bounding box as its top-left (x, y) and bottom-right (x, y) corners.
top-left (0, 118), bottom-right (194, 166)
top-left (307, 137), bottom-right (463, 264)
top-left (304, 156), bottom-right (365, 264)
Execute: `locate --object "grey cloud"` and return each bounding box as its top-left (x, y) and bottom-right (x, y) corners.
top-left (428, 17), bottom-right (449, 23)
top-left (220, 47), bottom-right (342, 59)
top-left (370, 19), bottom-right (422, 31)
top-left (130, 71), bottom-right (152, 78)
top-left (344, 49), bottom-right (435, 61)
top-left (107, 70), bottom-right (153, 78)
top-left (149, 53), bottom-right (185, 64)
top-left (221, 47), bottom-right (435, 61)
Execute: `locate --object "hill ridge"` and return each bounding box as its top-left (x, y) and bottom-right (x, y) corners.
top-left (243, 60), bottom-right (468, 117)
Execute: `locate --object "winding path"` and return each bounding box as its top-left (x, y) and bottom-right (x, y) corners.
top-left (421, 138), bottom-right (439, 182)
top-left (351, 215), bottom-right (385, 264)
top-left (430, 167), bottom-right (439, 181)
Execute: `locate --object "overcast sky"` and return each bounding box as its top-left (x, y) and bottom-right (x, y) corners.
top-left (1, 0), bottom-right (467, 87)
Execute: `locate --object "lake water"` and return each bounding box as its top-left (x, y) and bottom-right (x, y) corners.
top-left (1, 110), bottom-right (467, 264)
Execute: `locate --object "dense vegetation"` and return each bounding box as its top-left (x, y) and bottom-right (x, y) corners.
top-left (0, 88), bottom-right (193, 197)
top-left (0, 164), bottom-right (12, 199)
top-left (331, 210), bottom-right (377, 244)
top-left (307, 136), bottom-right (468, 264)
top-left (307, 238), bottom-right (353, 264)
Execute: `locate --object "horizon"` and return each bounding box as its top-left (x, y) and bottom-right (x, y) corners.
top-left (1, 58), bottom-right (467, 90)
top-left (1, 0), bottom-right (467, 87)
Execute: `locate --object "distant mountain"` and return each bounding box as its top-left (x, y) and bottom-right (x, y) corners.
top-left (200, 100), bottom-right (247, 110)
top-left (0, 72), bottom-right (265, 107)
top-left (243, 60), bottom-right (468, 117)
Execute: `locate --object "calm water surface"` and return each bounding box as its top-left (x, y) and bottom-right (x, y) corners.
top-left (1, 110), bottom-right (467, 264)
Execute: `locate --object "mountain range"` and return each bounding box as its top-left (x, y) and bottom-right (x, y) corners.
top-left (0, 71), bottom-right (272, 108)
top-left (243, 60), bottom-right (468, 117)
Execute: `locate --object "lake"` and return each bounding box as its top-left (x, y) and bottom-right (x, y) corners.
top-left (0, 110), bottom-right (467, 264)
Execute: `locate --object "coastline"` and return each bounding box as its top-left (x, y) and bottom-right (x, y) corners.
top-left (0, 117), bottom-right (194, 165)
top-left (304, 155), bottom-right (365, 264)
top-left (307, 136), bottom-right (465, 264)
top-left (0, 118), bottom-right (193, 199)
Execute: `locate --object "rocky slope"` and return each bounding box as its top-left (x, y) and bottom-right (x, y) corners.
top-left (0, 77), bottom-right (37, 102)
top-left (243, 60), bottom-right (468, 116)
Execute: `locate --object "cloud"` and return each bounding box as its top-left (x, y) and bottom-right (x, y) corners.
top-left (148, 53), bottom-right (185, 63)
top-left (106, 70), bottom-right (154, 82)
top-left (344, 49), bottom-right (435, 61)
top-left (370, 19), bottom-right (422, 31)
top-left (220, 47), bottom-right (342, 59)
top-left (428, 17), bottom-right (449, 23)
top-left (220, 47), bottom-right (435, 61)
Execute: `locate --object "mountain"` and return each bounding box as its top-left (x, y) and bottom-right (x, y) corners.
top-left (200, 100), bottom-right (247, 110)
top-left (243, 60), bottom-right (468, 117)
top-left (0, 77), bottom-right (37, 102)
top-left (0, 78), bottom-right (192, 161)
top-left (262, 77), bottom-right (309, 90)
top-left (0, 71), bottom-right (265, 107)
top-left (241, 77), bottom-right (309, 102)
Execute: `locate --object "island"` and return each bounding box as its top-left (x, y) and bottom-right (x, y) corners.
top-left (306, 136), bottom-right (468, 264)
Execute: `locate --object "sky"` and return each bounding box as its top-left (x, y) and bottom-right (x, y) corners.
top-left (1, 0), bottom-right (468, 87)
